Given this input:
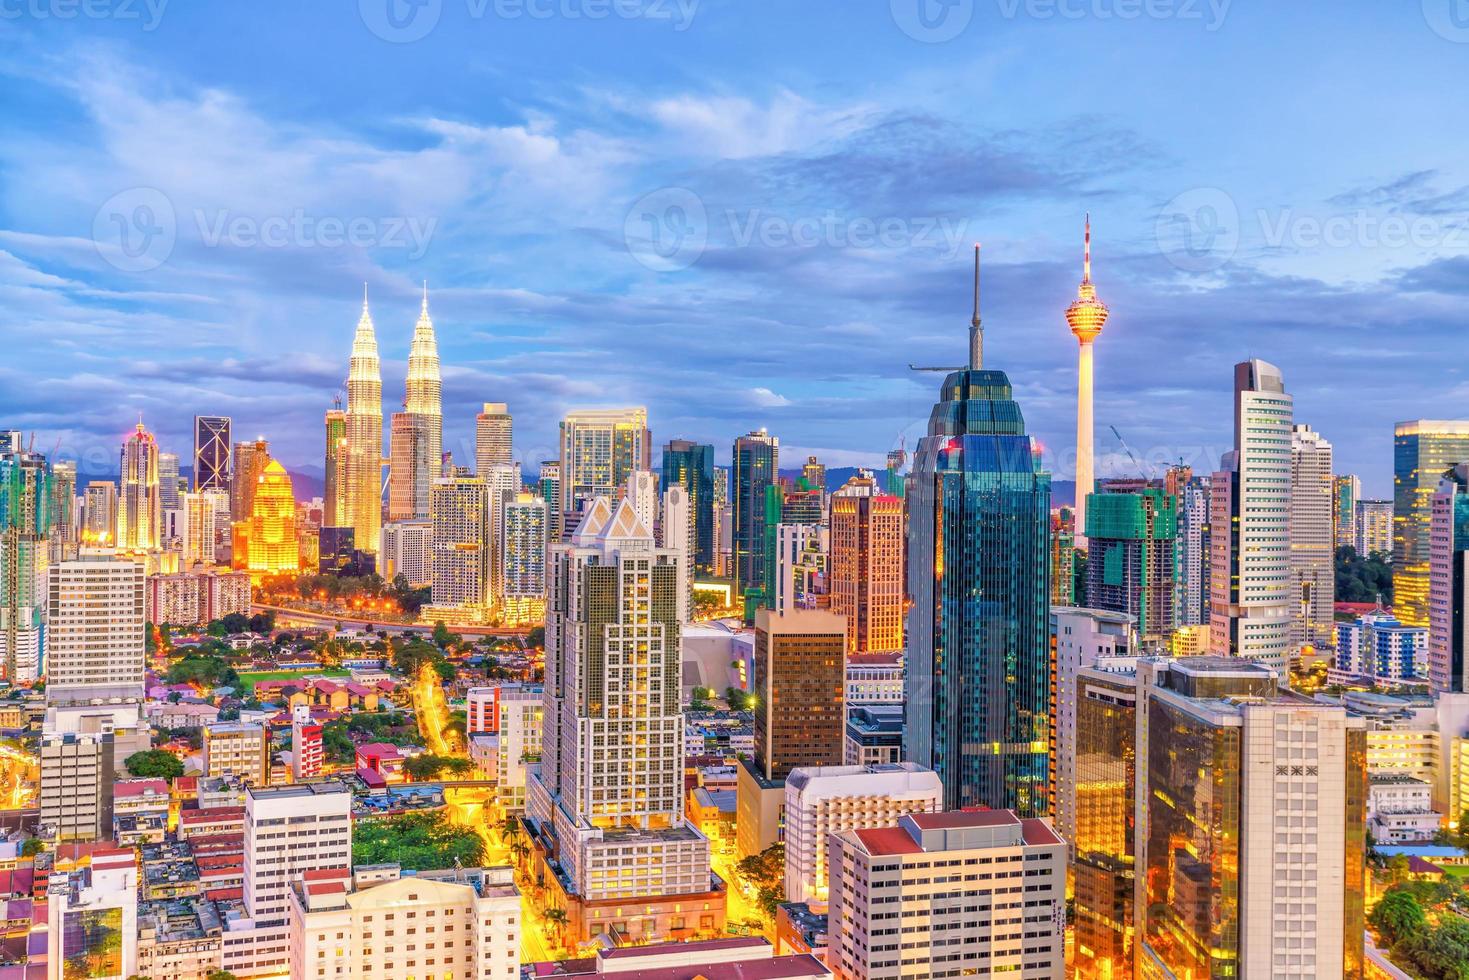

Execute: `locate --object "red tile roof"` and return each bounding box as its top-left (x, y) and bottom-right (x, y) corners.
top-left (908, 809), bottom-right (1017, 830)
top-left (115, 779), bottom-right (169, 798)
top-left (303, 867), bottom-right (351, 882)
top-left (854, 826), bottom-right (921, 856)
top-left (1020, 819), bottom-right (1063, 847)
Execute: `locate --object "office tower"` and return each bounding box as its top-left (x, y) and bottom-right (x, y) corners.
top-left (501, 492), bottom-right (548, 625)
top-left (1050, 607), bottom-right (1137, 866)
top-left (1430, 464), bottom-right (1469, 693)
top-left (476, 402), bottom-right (513, 473)
top-left (46, 848), bottom-right (139, 980)
top-left (626, 468), bottom-right (658, 533)
top-left (388, 411), bottom-right (432, 521)
top-left (193, 414), bottom-right (232, 492)
top-left (226, 783), bottom-right (353, 978)
top-left (48, 457), bottom-right (75, 558)
top-left (426, 476), bottom-right (489, 623)
top-left (537, 460), bottom-right (561, 540)
top-left (529, 496), bottom-right (719, 946)
top-left (494, 683), bottom-right (543, 813)
top-left (1357, 498), bottom-right (1393, 557)
top-left (558, 408), bottom-right (651, 523)
top-left (345, 290), bottom-right (384, 554)
top-left (230, 437), bottom-right (269, 523)
top-left (732, 428), bottom-right (779, 607)
top-left (1289, 423), bottom-right (1335, 652)
top-left (203, 721), bottom-right (270, 785)
top-left (782, 762), bottom-right (942, 905)
top-left (288, 866), bottom-right (520, 980)
top-left (663, 439), bottom-right (715, 571)
top-left (1134, 657), bottom-right (1366, 979)
top-left (884, 447), bottom-right (906, 496)
top-left (660, 483), bottom-right (693, 622)
top-left (1176, 474), bottom-right (1212, 626)
top-left (81, 480), bottom-right (115, 545)
top-left (1051, 507), bottom-right (1075, 606)
top-left (762, 483), bottom-right (824, 609)
top-left (483, 462), bottom-right (518, 603)
top-left (234, 459), bottom-right (299, 579)
top-left (802, 455), bottom-right (826, 492)
top-left (182, 491), bottom-right (219, 565)
top-left (1209, 359), bottom-right (1294, 672)
top-left (1067, 215), bottom-right (1109, 548)
top-left (40, 729), bottom-right (114, 842)
top-left (1084, 482), bottom-right (1177, 644)
top-left (827, 811), bottom-right (1066, 980)
top-left (379, 518), bottom-right (432, 586)
top-left (906, 246), bottom-right (1052, 816)
top-left (157, 451), bottom-right (180, 510)
top-left (290, 704), bottom-right (323, 782)
top-left (773, 522), bottom-right (824, 614)
top-left (1, 441), bottom-right (51, 682)
top-left (1336, 474), bottom-right (1361, 550)
top-left (404, 284), bottom-right (444, 488)
top-left (752, 607), bottom-right (846, 780)
top-left (1395, 421), bottom-right (1469, 627)
top-left (323, 405), bottom-right (347, 527)
top-left (47, 551), bottom-right (145, 704)
top-left (1336, 610), bottom-right (1426, 684)
top-left (829, 477), bottom-right (904, 654)
top-left (117, 420), bottom-right (161, 550)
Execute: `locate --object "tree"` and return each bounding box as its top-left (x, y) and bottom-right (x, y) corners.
top-left (1370, 889), bottom-right (1427, 946)
top-left (248, 611), bottom-right (275, 634)
top-left (725, 686), bottom-right (752, 711)
top-left (1387, 852), bottom-right (1412, 885)
top-left (207, 972), bottom-right (240, 980)
top-left (431, 622), bottom-right (458, 650)
top-left (526, 625), bottom-right (545, 649)
top-left (21, 838), bottom-right (42, 857)
top-left (1336, 546), bottom-right (1393, 603)
top-left (125, 750), bottom-right (183, 780)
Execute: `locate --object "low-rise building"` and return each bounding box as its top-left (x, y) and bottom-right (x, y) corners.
top-left (1369, 774), bottom-right (1440, 843)
top-left (202, 722), bottom-right (269, 786)
top-left (40, 730), bottom-right (113, 843)
top-left (843, 704), bottom-right (903, 767)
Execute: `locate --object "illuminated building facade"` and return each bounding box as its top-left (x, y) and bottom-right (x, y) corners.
top-left (537, 460), bottom-right (560, 541)
top-left (157, 452), bottom-right (180, 511)
top-left (404, 285), bottom-right (443, 485)
top-left (345, 290), bottom-right (384, 554)
top-left (322, 406), bottom-right (347, 527)
top-left (388, 411), bottom-right (433, 521)
top-left (905, 246), bottom-right (1053, 816)
top-left (235, 460), bottom-right (300, 580)
top-left (1290, 423), bottom-right (1335, 652)
top-left (557, 408), bottom-right (650, 526)
top-left (193, 414), bottom-right (232, 492)
top-left (230, 438), bottom-right (269, 523)
top-left (662, 439), bottom-right (715, 571)
top-left (1395, 420), bottom-right (1469, 627)
top-left (1051, 507), bottom-right (1075, 606)
top-left (1176, 474), bottom-right (1211, 626)
top-left (1430, 464), bottom-right (1469, 693)
top-left (379, 519), bottom-right (432, 587)
top-left (1, 441), bottom-right (51, 681)
top-left (732, 428), bottom-right (779, 610)
top-left (425, 475), bottom-right (489, 623)
top-left (1357, 498), bottom-right (1393, 557)
top-left (829, 479), bottom-right (904, 654)
top-left (117, 421), bottom-right (162, 551)
top-left (47, 551), bottom-right (146, 703)
top-left (500, 492), bottom-right (547, 624)
top-left (475, 402), bottom-right (512, 474)
top-left (82, 481), bottom-right (115, 546)
top-left (1335, 473), bottom-right (1361, 550)
top-left (1084, 484), bottom-right (1176, 644)
top-left (1067, 215), bottom-right (1108, 548)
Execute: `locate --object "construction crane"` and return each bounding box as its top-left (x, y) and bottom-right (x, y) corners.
top-left (1108, 425), bottom-right (1152, 479)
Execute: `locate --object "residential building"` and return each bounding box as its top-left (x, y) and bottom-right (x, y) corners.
top-left (1290, 423), bottom-right (1336, 651)
top-left (1395, 420), bottom-right (1469, 626)
top-left (40, 729), bottom-right (114, 842)
top-left (1335, 474), bottom-right (1361, 550)
top-left (501, 492), bottom-right (548, 624)
top-left (1358, 498), bottom-right (1393, 558)
top-left (47, 550), bottom-right (146, 704)
top-left (379, 518), bottom-right (431, 588)
top-left (828, 479), bottom-right (904, 654)
top-left (558, 408), bottom-right (650, 525)
top-left (425, 475), bottom-right (489, 624)
top-left (1051, 507), bottom-right (1075, 606)
top-left (82, 480), bottom-right (116, 545)
top-left (476, 402), bottom-right (513, 474)
top-left (1176, 473), bottom-right (1212, 626)
top-left (290, 704), bottom-right (322, 782)
top-left (495, 683), bottom-right (543, 813)
top-left (1336, 611), bottom-right (1427, 684)
top-left (203, 722), bottom-right (270, 786)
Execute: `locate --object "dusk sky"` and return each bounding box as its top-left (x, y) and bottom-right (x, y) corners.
top-left (4, 1), bottom-right (1468, 496)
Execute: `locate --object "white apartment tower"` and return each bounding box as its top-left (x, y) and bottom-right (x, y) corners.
top-left (476, 402), bottom-right (513, 474)
top-left (46, 551), bottom-right (145, 704)
top-left (1290, 423), bottom-right (1335, 652)
top-left (428, 475), bottom-right (490, 619)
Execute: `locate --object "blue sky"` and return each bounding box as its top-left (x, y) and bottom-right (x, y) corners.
top-left (3, 1), bottom-right (1468, 496)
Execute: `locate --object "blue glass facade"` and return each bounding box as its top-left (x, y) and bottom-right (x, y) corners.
top-left (905, 369), bottom-right (1053, 816)
top-left (662, 439), bottom-right (715, 571)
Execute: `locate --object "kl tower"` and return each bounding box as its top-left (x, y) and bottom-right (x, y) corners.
top-left (1066, 215), bottom-right (1109, 548)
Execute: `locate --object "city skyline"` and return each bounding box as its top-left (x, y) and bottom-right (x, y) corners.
top-left (6, 5), bottom-right (1469, 494)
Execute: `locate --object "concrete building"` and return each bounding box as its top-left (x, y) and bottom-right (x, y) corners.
top-left (47, 550), bottom-right (146, 704)
top-left (290, 703), bottom-right (323, 782)
top-left (425, 475), bottom-right (490, 625)
top-left (501, 492), bottom-right (548, 625)
top-left (146, 566), bottom-right (251, 627)
top-left (1083, 483), bottom-right (1176, 644)
top-left (1357, 498), bottom-right (1393, 558)
top-left (828, 480), bottom-right (904, 655)
top-left (1176, 474), bottom-right (1212, 627)
top-left (380, 518), bottom-right (432, 587)
top-left (1336, 474), bottom-right (1361, 550)
top-left (40, 729), bottom-right (114, 842)
top-left (495, 683), bottom-right (542, 813)
top-left (203, 722), bottom-right (269, 786)
top-left (558, 408), bottom-right (651, 527)
top-left (1430, 464), bottom-right (1469, 693)
top-left (1335, 611), bottom-right (1427, 684)
top-left (46, 848), bottom-right (139, 980)
top-left (826, 810), bottom-right (1066, 980)
top-left (1367, 774), bottom-right (1439, 843)
top-left (476, 402), bottom-right (513, 475)
top-left (782, 762), bottom-right (942, 905)
top-left (1290, 423), bottom-right (1336, 652)
top-left (844, 704), bottom-right (904, 767)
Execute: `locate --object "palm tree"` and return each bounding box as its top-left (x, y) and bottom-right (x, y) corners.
top-left (544, 907), bottom-right (569, 952)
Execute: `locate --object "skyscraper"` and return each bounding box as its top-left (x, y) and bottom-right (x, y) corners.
top-left (157, 451), bottom-right (180, 511)
top-left (662, 439), bottom-right (715, 572)
top-left (345, 289), bottom-right (384, 554)
top-left (1335, 474), bottom-right (1361, 551)
top-left (801, 455), bottom-right (825, 492)
top-left (1357, 498), bottom-right (1393, 557)
top-left (0, 441), bottom-right (51, 682)
top-left (395, 284), bottom-right (443, 522)
top-left (476, 402), bottom-right (513, 474)
top-left (1290, 423), bottom-right (1335, 652)
top-left (537, 460), bottom-right (561, 541)
top-left (1394, 420), bottom-right (1469, 627)
top-left (557, 408), bottom-right (650, 525)
top-left (425, 475), bottom-right (489, 623)
top-left (82, 481), bottom-right (115, 545)
top-left (1430, 464), bottom-right (1469, 694)
top-left (236, 459), bottom-right (299, 579)
top-left (829, 477), bottom-right (904, 654)
top-left (1084, 482), bottom-right (1177, 644)
top-left (193, 415), bottom-right (232, 493)
top-left (732, 429), bottom-right (778, 609)
top-left (1210, 359), bottom-right (1293, 672)
top-left (1176, 474), bottom-right (1212, 626)
top-left (528, 496), bottom-right (718, 946)
top-left (905, 245), bottom-right (1053, 816)
top-left (46, 551), bottom-right (145, 704)
top-left (117, 420), bottom-right (161, 551)
top-left (322, 405), bottom-right (347, 527)
top-left (230, 438), bottom-right (269, 523)
top-left (1066, 215), bottom-right (1109, 548)
top-left (500, 492), bottom-right (548, 625)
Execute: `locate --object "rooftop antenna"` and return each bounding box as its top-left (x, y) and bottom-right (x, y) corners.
top-left (909, 243), bottom-right (981, 373)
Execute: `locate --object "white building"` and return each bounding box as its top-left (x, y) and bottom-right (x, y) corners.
top-left (40, 729), bottom-right (113, 842)
top-left (1334, 611), bottom-right (1427, 683)
top-left (46, 848), bottom-right (139, 980)
top-left (425, 475), bottom-right (489, 624)
top-left (845, 652), bottom-right (904, 705)
top-left (496, 683), bottom-right (543, 813)
top-left (1368, 774), bottom-right (1439, 843)
top-left (476, 403), bottom-right (513, 475)
top-left (1210, 359), bottom-right (1294, 672)
top-left (773, 522), bottom-right (824, 616)
top-left (1357, 498), bottom-right (1393, 559)
top-left (826, 810), bottom-right (1065, 980)
top-left (380, 518), bottom-right (432, 587)
top-left (46, 550), bottom-right (146, 704)
top-left (782, 762), bottom-right (942, 905)
top-left (203, 721), bottom-right (269, 785)
top-left (289, 865), bottom-right (520, 980)
top-left (1289, 423), bottom-right (1335, 652)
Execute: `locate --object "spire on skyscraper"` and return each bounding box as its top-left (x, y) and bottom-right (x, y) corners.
top-left (968, 243), bottom-right (982, 371)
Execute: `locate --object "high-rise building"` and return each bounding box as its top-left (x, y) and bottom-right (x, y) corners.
top-left (234, 459), bottom-right (299, 579)
top-left (905, 246), bottom-right (1052, 816)
top-left (289, 705), bottom-right (323, 783)
top-left (182, 491), bottom-right (221, 565)
top-left (483, 463), bottom-right (519, 603)
top-left (388, 411), bottom-right (433, 521)
top-left (1, 441), bottom-right (51, 682)
top-left (1210, 359), bottom-right (1294, 672)
top-left (1176, 474), bottom-right (1212, 626)
top-left (46, 849), bottom-right (139, 980)
top-left (82, 480), bottom-right (115, 545)
top-left (528, 496), bottom-right (719, 946)
top-left (230, 438), bottom-right (269, 524)
top-left (48, 458), bottom-right (76, 563)
top-left (1395, 420), bottom-right (1469, 627)
top-left (345, 290), bottom-right (384, 554)
top-left (752, 607), bottom-right (846, 781)
top-left (663, 439), bottom-right (715, 572)
top-left (1290, 423), bottom-right (1335, 652)
top-left (558, 408), bottom-right (650, 524)
top-left (772, 522), bottom-right (824, 614)
top-left (323, 406), bottom-right (347, 527)
top-left (476, 402), bottom-right (513, 474)
top-left (40, 729), bottom-right (115, 842)
top-left (157, 451), bottom-right (180, 511)
top-left (1336, 474), bottom-right (1362, 551)
top-left (379, 519), bottom-right (432, 587)
top-left (193, 415), bottom-right (232, 493)
top-left (501, 492), bottom-right (548, 625)
top-left (827, 810), bottom-right (1066, 980)
top-left (1336, 610), bottom-right (1426, 684)
top-left (732, 429), bottom-right (779, 608)
top-left (425, 475), bottom-right (489, 624)
top-left (1430, 464), bottom-right (1469, 694)
top-left (404, 284), bottom-right (443, 489)
top-left (537, 460), bottom-right (561, 541)
top-left (782, 762), bottom-right (942, 905)
top-left (1051, 507), bottom-right (1076, 606)
top-left (829, 478), bottom-right (904, 654)
top-left (118, 420), bottom-right (162, 550)
top-left (494, 683), bottom-right (543, 813)
top-left (1357, 498), bottom-right (1393, 557)
top-left (47, 551), bottom-right (145, 704)
top-left (1067, 215), bottom-right (1109, 548)
top-left (1084, 482), bottom-right (1176, 644)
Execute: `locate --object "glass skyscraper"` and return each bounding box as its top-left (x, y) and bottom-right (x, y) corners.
top-left (1394, 420), bottom-right (1469, 628)
top-left (662, 439), bottom-right (714, 572)
top-left (732, 429), bottom-right (778, 611)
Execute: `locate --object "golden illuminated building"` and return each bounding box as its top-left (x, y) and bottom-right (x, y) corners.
top-left (829, 477), bottom-right (904, 654)
top-left (233, 459), bottom-right (300, 580)
top-left (345, 287), bottom-right (383, 553)
top-left (117, 420), bottom-right (161, 551)
top-left (1066, 215), bottom-right (1108, 548)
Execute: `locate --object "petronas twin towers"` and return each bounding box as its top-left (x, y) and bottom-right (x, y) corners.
top-left (342, 284), bottom-right (442, 554)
